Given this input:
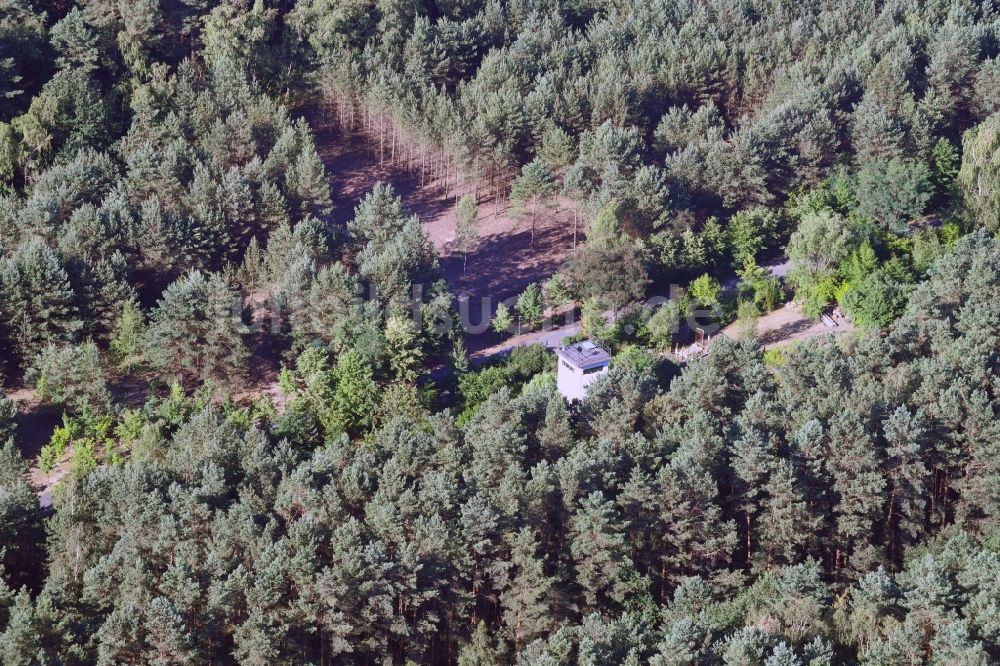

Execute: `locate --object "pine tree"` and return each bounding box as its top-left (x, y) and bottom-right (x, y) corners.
top-left (729, 427), bottom-right (774, 566)
top-left (839, 567), bottom-right (899, 656)
top-left (450, 333), bottom-right (469, 374)
top-left (764, 642), bottom-right (802, 666)
top-left (927, 620), bottom-right (989, 666)
top-left (0, 441), bottom-right (45, 591)
top-left (454, 193), bottom-right (479, 273)
top-left (0, 390), bottom-right (15, 442)
top-left (144, 597), bottom-right (198, 664)
top-left (537, 392), bottom-right (573, 456)
top-left (237, 235), bottom-right (264, 294)
top-left (760, 461), bottom-right (814, 568)
top-left (850, 95), bottom-right (905, 163)
top-left (955, 390), bottom-right (1000, 535)
top-left (314, 518), bottom-right (399, 662)
top-left (727, 208), bottom-right (780, 267)
top-left (287, 141), bottom-right (333, 220)
top-left (515, 283), bottom-right (544, 331)
top-left (0, 239), bottom-right (82, 369)
top-left (105, 298), bottom-right (143, 373)
top-left (0, 589), bottom-right (41, 666)
top-left (299, 262), bottom-right (360, 352)
top-left (882, 406), bottom-right (928, 563)
top-left (657, 452), bottom-right (737, 583)
top-left (853, 158), bottom-right (932, 232)
top-left (649, 618), bottom-right (713, 666)
top-left (464, 387), bottom-right (527, 491)
top-left (144, 271), bottom-right (249, 388)
top-left (569, 491), bottom-right (637, 610)
top-left (28, 341), bottom-right (111, 414)
top-left (68, 252), bottom-right (137, 342)
top-left (325, 348), bottom-right (380, 435)
top-left (539, 125), bottom-right (575, 173)
top-left (827, 414), bottom-right (886, 577)
top-left (510, 159), bottom-right (558, 249)
top-left (930, 137), bottom-right (960, 206)
top-left (458, 622), bottom-right (503, 666)
top-left (384, 314), bottom-right (424, 383)
top-left (501, 527), bottom-right (555, 651)
top-left (721, 627), bottom-right (775, 665)
top-left (491, 303), bottom-right (513, 337)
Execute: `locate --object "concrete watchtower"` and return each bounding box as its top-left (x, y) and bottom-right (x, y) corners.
top-left (555, 340), bottom-right (611, 401)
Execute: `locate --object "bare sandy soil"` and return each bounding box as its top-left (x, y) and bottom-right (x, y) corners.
top-left (315, 124), bottom-right (579, 306)
top-left (7, 387), bottom-right (64, 507)
top-left (8, 387), bottom-right (59, 459)
top-left (471, 299), bottom-right (858, 365)
top-left (722, 301), bottom-right (855, 348)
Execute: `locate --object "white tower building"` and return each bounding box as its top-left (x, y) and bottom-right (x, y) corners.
top-left (555, 340), bottom-right (611, 401)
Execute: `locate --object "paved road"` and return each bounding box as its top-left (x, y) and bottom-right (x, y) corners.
top-left (470, 319), bottom-right (583, 360)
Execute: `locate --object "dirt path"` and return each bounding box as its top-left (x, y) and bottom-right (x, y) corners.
top-left (722, 301), bottom-right (855, 348)
top-left (471, 318), bottom-right (584, 360)
top-left (472, 297), bottom-right (856, 365)
top-left (7, 387), bottom-right (63, 507)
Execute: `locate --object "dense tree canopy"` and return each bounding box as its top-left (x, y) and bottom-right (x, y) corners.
top-left (0, 235), bottom-right (999, 662)
top-left (4, 1), bottom-right (1000, 664)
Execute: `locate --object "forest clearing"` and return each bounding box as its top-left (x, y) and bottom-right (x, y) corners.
top-left (315, 116), bottom-right (580, 309)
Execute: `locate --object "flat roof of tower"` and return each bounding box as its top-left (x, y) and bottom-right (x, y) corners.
top-left (556, 340), bottom-right (611, 369)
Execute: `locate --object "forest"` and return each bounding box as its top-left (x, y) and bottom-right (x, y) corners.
top-left (3, 0), bottom-right (1000, 663)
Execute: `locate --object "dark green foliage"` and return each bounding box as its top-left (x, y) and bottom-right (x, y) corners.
top-left (323, 348), bottom-right (380, 435)
top-left (786, 209), bottom-right (860, 316)
top-left (562, 242), bottom-right (649, 315)
top-left (501, 527), bottom-right (556, 648)
top-left (515, 282), bottom-right (544, 331)
top-left (28, 342), bottom-right (111, 415)
top-left (0, 239), bottom-right (82, 373)
top-left (569, 491), bottom-right (637, 610)
top-left (144, 271), bottom-right (249, 388)
top-left (727, 208), bottom-right (781, 267)
top-left (350, 182), bottom-right (439, 312)
top-left (840, 277), bottom-right (907, 329)
top-left (8, 2), bottom-right (1000, 663)
top-left (930, 137), bottom-right (960, 206)
top-left (4, 235), bottom-right (1000, 662)
top-left (458, 344), bottom-right (552, 416)
top-left (0, 391), bottom-right (15, 443)
top-left (0, 441), bottom-right (45, 593)
top-left (854, 158), bottom-right (933, 232)
top-left (0, 0), bottom-right (51, 123)
top-left (538, 392), bottom-right (573, 456)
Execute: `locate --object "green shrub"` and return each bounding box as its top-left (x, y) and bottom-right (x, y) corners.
top-left (458, 365), bottom-right (508, 408)
top-left (505, 344), bottom-right (551, 382)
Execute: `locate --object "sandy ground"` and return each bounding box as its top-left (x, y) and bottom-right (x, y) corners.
top-left (315, 122), bottom-right (579, 314)
top-left (7, 387), bottom-right (65, 507)
top-left (30, 452), bottom-right (70, 509)
top-left (722, 301), bottom-right (855, 348)
top-left (474, 299), bottom-right (856, 364)
top-left (8, 387), bottom-right (59, 459)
